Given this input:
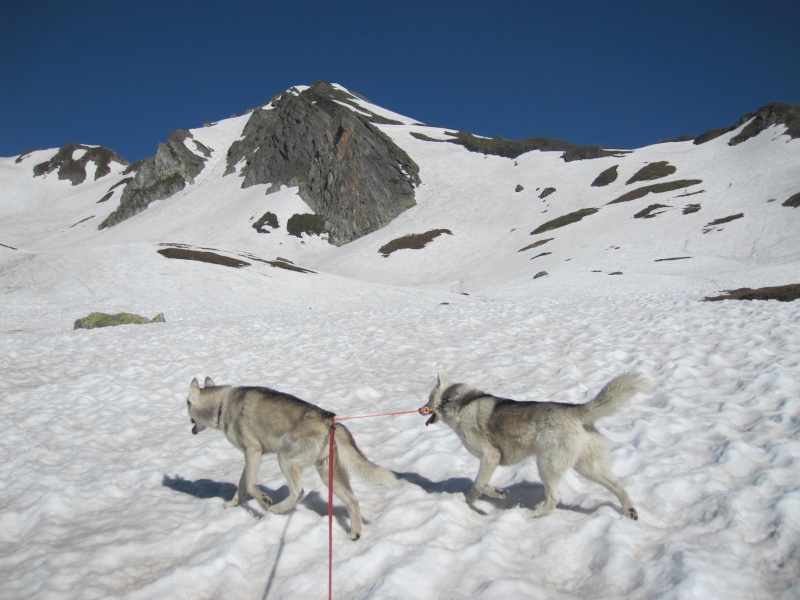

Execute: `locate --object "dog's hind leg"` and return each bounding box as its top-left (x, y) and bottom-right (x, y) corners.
top-left (466, 448), bottom-right (506, 504)
top-left (575, 433), bottom-right (638, 520)
top-left (532, 460), bottom-right (566, 518)
top-left (316, 459), bottom-right (363, 541)
top-left (531, 432), bottom-right (579, 518)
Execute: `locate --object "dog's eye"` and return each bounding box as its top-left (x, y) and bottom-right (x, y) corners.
top-left (187, 399), bottom-right (191, 408)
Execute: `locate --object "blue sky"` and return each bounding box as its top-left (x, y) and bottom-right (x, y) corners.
top-left (2, 0), bottom-right (798, 162)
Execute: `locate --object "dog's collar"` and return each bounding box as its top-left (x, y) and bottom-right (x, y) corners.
top-left (215, 402), bottom-right (223, 428)
top-left (439, 393), bottom-right (457, 411)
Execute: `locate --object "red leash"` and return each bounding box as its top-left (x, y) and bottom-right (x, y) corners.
top-left (327, 409), bottom-right (422, 600)
top-left (328, 423), bottom-right (336, 600)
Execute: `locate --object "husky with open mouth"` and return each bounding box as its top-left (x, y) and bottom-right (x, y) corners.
top-left (419, 372), bottom-right (646, 519)
top-left (187, 377), bottom-right (395, 540)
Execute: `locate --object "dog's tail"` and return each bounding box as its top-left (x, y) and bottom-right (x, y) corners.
top-left (332, 423), bottom-right (396, 485)
top-left (576, 372), bottom-right (647, 424)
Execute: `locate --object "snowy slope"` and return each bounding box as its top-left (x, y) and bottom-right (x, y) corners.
top-left (1, 85), bottom-right (799, 599)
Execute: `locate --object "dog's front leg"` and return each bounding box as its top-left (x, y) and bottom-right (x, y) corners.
top-left (226, 448), bottom-right (272, 511)
top-left (466, 449), bottom-right (505, 503)
top-left (243, 448), bottom-right (272, 512)
top-left (225, 469), bottom-right (247, 509)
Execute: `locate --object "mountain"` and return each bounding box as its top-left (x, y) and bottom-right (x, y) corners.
top-left (1, 82), bottom-right (798, 300)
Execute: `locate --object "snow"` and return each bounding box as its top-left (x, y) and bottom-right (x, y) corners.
top-left (1, 92), bottom-right (799, 599)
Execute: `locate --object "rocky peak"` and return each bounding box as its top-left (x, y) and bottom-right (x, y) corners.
top-left (100, 129), bottom-right (207, 229)
top-left (32, 143), bottom-right (128, 185)
top-left (225, 81), bottom-right (421, 245)
top-left (689, 102), bottom-right (800, 146)
top-left (729, 102), bottom-right (800, 145)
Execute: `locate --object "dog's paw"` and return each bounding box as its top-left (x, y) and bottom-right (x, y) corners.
top-left (627, 507), bottom-right (639, 521)
top-left (348, 531), bottom-right (361, 541)
top-left (224, 498), bottom-right (240, 509)
top-left (490, 487), bottom-right (506, 499)
top-left (255, 495), bottom-right (273, 512)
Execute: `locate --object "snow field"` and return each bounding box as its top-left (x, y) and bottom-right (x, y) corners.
top-left (1, 289), bottom-right (798, 599)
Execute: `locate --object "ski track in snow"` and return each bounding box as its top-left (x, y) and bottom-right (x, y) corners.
top-left (1, 293), bottom-right (799, 599)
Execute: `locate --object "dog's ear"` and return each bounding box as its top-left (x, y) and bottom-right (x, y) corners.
top-left (437, 372), bottom-right (452, 389)
top-left (204, 376), bottom-right (215, 388)
top-left (190, 378), bottom-right (200, 391)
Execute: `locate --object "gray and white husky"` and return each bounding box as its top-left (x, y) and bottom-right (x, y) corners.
top-left (419, 372), bottom-right (646, 519)
top-left (187, 377), bottom-right (395, 540)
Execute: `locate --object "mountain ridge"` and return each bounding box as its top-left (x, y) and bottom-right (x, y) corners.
top-left (1, 82), bottom-right (798, 300)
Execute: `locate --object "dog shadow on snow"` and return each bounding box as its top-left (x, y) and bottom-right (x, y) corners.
top-left (162, 474), bottom-right (354, 527)
top-left (163, 473), bottom-right (618, 519)
top-left (395, 472), bottom-right (616, 516)
top-left (395, 472), bottom-right (544, 514)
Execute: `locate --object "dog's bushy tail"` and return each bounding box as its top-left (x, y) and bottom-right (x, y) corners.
top-left (333, 424), bottom-right (396, 485)
top-left (577, 373), bottom-right (647, 424)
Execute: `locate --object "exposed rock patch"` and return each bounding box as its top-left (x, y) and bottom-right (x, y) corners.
top-left (519, 238), bottom-right (553, 252)
top-left (703, 213), bottom-right (744, 233)
top-left (591, 165), bottom-right (619, 187)
top-left (74, 312), bottom-right (165, 330)
top-left (100, 130), bottom-right (207, 229)
top-left (379, 229), bottom-right (452, 257)
top-left (626, 162), bottom-right (676, 184)
top-left (608, 180), bottom-right (703, 204)
top-left (687, 102), bottom-right (800, 145)
top-left (531, 208), bottom-right (599, 235)
top-left (782, 192), bottom-right (800, 208)
top-left (33, 143), bottom-right (128, 185)
top-left (704, 283), bottom-right (800, 302)
top-left (729, 103), bottom-right (800, 145)
top-left (157, 247), bottom-right (250, 268)
top-left (287, 214), bottom-right (327, 238)
top-left (225, 82), bottom-right (421, 246)
top-left (252, 212), bottom-right (279, 233)
top-left (414, 130), bottom-right (621, 162)
top-left (634, 204), bottom-right (671, 219)
top-left (157, 244), bottom-right (316, 273)
top-left (683, 204), bottom-right (702, 214)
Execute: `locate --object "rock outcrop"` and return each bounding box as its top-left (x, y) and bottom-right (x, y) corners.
top-left (33, 143), bottom-right (128, 185)
top-left (100, 130), bottom-right (207, 229)
top-left (225, 82), bottom-right (421, 245)
top-left (74, 312), bottom-right (165, 329)
top-left (691, 102), bottom-right (800, 146)
top-left (729, 102), bottom-right (800, 145)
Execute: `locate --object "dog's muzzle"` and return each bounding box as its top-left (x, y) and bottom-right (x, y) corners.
top-left (418, 406), bottom-right (438, 426)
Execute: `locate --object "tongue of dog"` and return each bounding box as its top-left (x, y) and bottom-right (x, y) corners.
top-left (192, 424), bottom-right (199, 435)
top-left (418, 407), bottom-right (435, 426)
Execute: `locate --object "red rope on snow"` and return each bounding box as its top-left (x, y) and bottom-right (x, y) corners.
top-left (335, 409), bottom-right (423, 422)
top-left (328, 422), bottom-right (336, 600)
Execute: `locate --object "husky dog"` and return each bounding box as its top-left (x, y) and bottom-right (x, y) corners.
top-left (419, 372), bottom-right (645, 519)
top-left (187, 377), bottom-right (395, 540)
